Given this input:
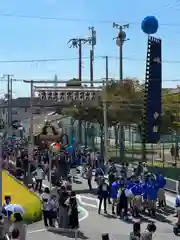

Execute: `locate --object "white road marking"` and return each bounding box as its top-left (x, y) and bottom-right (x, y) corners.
top-left (77, 193), bottom-right (175, 209)
top-left (28, 229), bottom-right (46, 234)
top-left (76, 194), bottom-right (99, 208)
top-left (28, 205), bottom-right (89, 234)
top-left (78, 205), bottom-right (89, 222)
top-left (47, 112), bottom-right (54, 116)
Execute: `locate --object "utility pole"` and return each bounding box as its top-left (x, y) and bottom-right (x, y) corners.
top-left (3, 74), bottom-right (13, 135)
top-left (89, 27), bottom-right (96, 87)
top-left (68, 35), bottom-right (95, 144)
top-left (54, 74), bottom-right (58, 88)
top-left (68, 38), bottom-right (89, 83)
top-left (27, 80), bottom-right (34, 182)
top-left (113, 22), bottom-right (129, 161)
top-left (103, 56), bottom-right (109, 163)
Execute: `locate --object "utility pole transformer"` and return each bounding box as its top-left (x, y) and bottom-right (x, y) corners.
top-left (113, 22), bottom-right (129, 161)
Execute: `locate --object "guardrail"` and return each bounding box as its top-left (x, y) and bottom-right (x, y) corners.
top-left (114, 164), bottom-right (178, 194)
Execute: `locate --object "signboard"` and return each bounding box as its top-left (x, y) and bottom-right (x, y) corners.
top-left (34, 87), bottom-right (102, 102)
top-left (146, 36), bottom-right (162, 143)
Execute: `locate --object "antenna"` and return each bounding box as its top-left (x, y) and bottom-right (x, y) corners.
top-left (113, 22), bottom-right (119, 28)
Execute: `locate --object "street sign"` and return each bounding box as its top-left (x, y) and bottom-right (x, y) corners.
top-left (34, 87), bottom-right (102, 102)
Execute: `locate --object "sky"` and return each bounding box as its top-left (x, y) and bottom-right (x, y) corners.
top-left (0, 0), bottom-right (180, 97)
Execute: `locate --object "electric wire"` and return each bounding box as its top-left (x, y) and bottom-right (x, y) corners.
top-left (0, 55), bottom-right (180, 64)
top-left (1, 78), bottom-right (180, 83)
top-left (0, 12), bottom-right (180, 27)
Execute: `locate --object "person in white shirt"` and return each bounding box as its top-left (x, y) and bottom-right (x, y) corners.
top-left (41, 188), bottom-right (53, 227)
top-left (33, 165), bottom-right (45, 192)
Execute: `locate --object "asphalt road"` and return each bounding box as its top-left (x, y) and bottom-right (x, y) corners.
top-left (27, 177), bottom-right (179, 240)
top-left (24, 113), bottom-right (178, 239)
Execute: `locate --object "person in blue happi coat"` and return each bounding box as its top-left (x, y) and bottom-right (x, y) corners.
top-left (146, 177), bottom-right (159, 216)
top-left (156, 172), bottom-right (166, 207)
top-left (97, 178), bottom-right (110, 214)
top-left (175, 191), bottom-right (180, 225)
top-left (141, 176), bottom-right (150, 211)
top-left (130, 180), bottom-right (144, 216)
top-left (111, 178), bottom-right (120, 214)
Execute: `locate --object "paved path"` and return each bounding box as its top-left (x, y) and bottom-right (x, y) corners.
top-left (27, 177), bottom-right (179, 240)
top-left (23, 113), bottom-right (179, 239)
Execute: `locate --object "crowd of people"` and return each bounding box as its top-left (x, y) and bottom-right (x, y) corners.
top-left (3, 142), bottom-right (180, 239)
top-left (0, 196), bottom-right (27, 240)
top-left (91, 161), bottom-right (167, 220)
top-left (41, 185), bottom-right (79, 229)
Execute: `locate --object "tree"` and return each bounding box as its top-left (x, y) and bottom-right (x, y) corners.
top-left (162, 89), bottom-right (180, 133)
top-left (105, 79), bottom-right (144, 125)
top-left (62, 79), bottom-right (144, 126)
top-left (66, 78), bottom-right (81, 87)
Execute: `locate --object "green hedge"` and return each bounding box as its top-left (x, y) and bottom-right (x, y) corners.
top-left (111, 156), bottom-right (141, 164)
top-left (148, 166), bottom-right (180, 181)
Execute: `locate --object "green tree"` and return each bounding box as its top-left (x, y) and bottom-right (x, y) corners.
top-left (162, 90), bottom-right (180, 133)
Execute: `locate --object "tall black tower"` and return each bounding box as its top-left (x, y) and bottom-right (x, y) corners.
top-left (142, 36), bottom-right (162, 159)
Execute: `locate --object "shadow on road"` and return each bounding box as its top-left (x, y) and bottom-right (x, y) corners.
top-left (47, 227), bottom-right (88, 239)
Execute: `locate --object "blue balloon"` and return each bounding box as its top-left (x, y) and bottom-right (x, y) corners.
top-left (141, 16), bottom-right (158, 34)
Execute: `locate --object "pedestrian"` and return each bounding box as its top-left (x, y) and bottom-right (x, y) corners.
top-left (129, 222), bottom-right (141, 240)
top-left (11, 213), bottom-right (27, 240)
top-left (97, 178), bottom-right (109, 214)
top-left (68, 191), bottom-right (79, 229)
top-left (141, 222), bottom-right (156, 240)
top-left (117, 182), bottom-right (128, 219)
top-left (2, 196), bottom-right (12, 234)
top-left (0, 215), bottom-right (5, 240)
top-left (49, 195), bottom-right (58, 227)
top-left (41, 187), bottom-right (53, 227)
top-left (58, 186), bottom-right (69, 228)
top-left (2, 196), bottom-right (11, 208)
top-left (33, 164), bottom-right (45, 192)
top-left (11, 228), bottom-right (20, 240)
top-left (111, 178), bottom-right (120, 214)
top-left (170, 144), bottom-right (175, 162)
top-left (86, 165), bottom-right (93, 191)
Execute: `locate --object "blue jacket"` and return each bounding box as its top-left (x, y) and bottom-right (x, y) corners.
top-left (131, 184), bottom-right (144, 196)
top-left (176, 195), bottom-right (180, 207)
top-left (111, 181), bottom-right (119, 199)
top-left (156, 174), bottom-right (166, 188)
top-left (126, 180), bottom-right (134, 189)
top-left (146, 183), bottom-right (159, 200)
top-left (141, 181), bottom-right (149, 200)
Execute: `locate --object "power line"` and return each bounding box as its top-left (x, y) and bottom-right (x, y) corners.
top-left (0, 13), bottom-right (135, 24)
top-left (1, 78), bottom-right (180, 83)
top-left (0, 55), bottom-right (179, 64)
top-left (0, 12), bottom-right (180, 27)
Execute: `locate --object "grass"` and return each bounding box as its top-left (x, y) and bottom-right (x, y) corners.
top-left (2, 171), bottom-right (42, 223)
